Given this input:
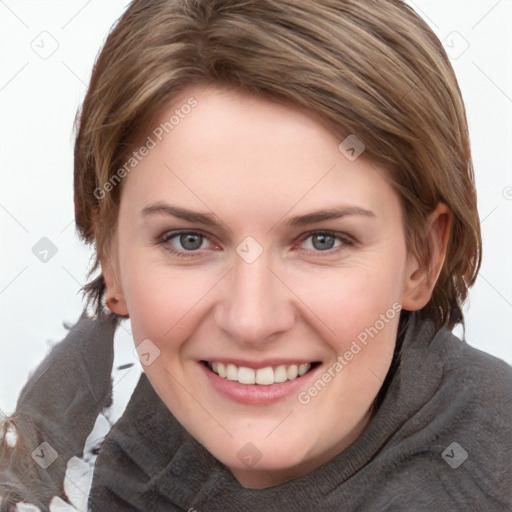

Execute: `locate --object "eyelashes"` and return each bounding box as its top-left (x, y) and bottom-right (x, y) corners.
top-left (159, 230), bottom-right (215, 257)
top-left (157, 229), bottom-right (356, 259)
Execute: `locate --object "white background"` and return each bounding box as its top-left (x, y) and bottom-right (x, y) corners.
top-left (1, 0), bottom-right (511, 416)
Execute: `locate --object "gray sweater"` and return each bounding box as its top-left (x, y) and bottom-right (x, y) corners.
top-left (3, 312), bottom-right (512, 511)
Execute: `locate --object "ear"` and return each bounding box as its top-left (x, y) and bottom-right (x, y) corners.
top-left (401, 203), bottom-right (452, 311)
top-left (101, 236), bottom-right (129, 317)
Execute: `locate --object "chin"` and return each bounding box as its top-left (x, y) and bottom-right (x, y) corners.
top-left (225, 448), bottom-right (323, 489)
top-left (213, 437), bottom-right (319, 473)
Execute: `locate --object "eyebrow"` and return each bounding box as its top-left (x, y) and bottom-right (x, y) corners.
top-left (140, 202), bottom-right (376, 227)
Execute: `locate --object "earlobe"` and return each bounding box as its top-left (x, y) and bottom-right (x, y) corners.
top-left (401, 204), bottom-right (452, 312)
top-left (101, 249), bottom-right (129, 317)
top-left (105, 293), bottom-right (129, 316)
top-left (401, 262), bottom-right (429, 311)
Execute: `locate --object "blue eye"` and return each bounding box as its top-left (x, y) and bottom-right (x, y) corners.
top-left (176, 233), bottom-right (204, 250)
top-left (302, 233), bottom-right (340, 251)
top-left (298, 231), bottom-right (353, 256)
top-left (159, 230), bottom-right (212, 257)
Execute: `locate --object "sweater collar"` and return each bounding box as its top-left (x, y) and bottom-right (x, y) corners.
top-left (89, 314), bottom-right (443, 510)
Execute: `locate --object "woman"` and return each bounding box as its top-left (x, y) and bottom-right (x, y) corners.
top-left (1, 0), bottom-right (511, 510)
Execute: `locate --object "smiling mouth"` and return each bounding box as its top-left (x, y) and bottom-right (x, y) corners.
top-left (201, 360), bottom-right (321, 385)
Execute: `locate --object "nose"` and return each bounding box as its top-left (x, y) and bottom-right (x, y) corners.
top-left (214, 250), bottom-right (295, 347)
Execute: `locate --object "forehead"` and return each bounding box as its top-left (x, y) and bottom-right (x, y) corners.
top-left (118, 84), bottom-right (401, 227)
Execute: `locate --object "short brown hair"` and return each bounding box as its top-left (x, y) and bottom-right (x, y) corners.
top-left (74, 0), bottom-right (481, 331)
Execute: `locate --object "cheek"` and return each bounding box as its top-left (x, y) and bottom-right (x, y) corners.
top-left (120, 251), bottom-right (217, 345)
top-left (121, 258), bottom-right (214, 407)
top-left (289, 256), bottom-right (404, 400)
top-left (302, 276), bottom-right (400, 408)
top-left (295, 259), bottom-right (404, 341)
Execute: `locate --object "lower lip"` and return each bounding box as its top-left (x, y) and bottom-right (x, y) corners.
top-left (200, 362), bottom-right (321, 405)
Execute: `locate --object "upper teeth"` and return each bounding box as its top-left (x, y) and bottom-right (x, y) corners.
top-left (208, 361), bottom-right (311, 385)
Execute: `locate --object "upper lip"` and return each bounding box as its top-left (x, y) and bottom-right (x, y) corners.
top-left (200, 358), bottom-right (320, 370)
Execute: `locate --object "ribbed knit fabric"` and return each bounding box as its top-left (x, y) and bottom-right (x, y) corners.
top-left (88, 315), bottom-right (512, 511)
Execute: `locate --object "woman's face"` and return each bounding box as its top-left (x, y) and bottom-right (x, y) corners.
top-left (104, 84), bottom-right (427, 488)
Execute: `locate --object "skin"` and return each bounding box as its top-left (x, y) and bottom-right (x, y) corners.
top-left (102, 84), bottom-right (451, 489)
